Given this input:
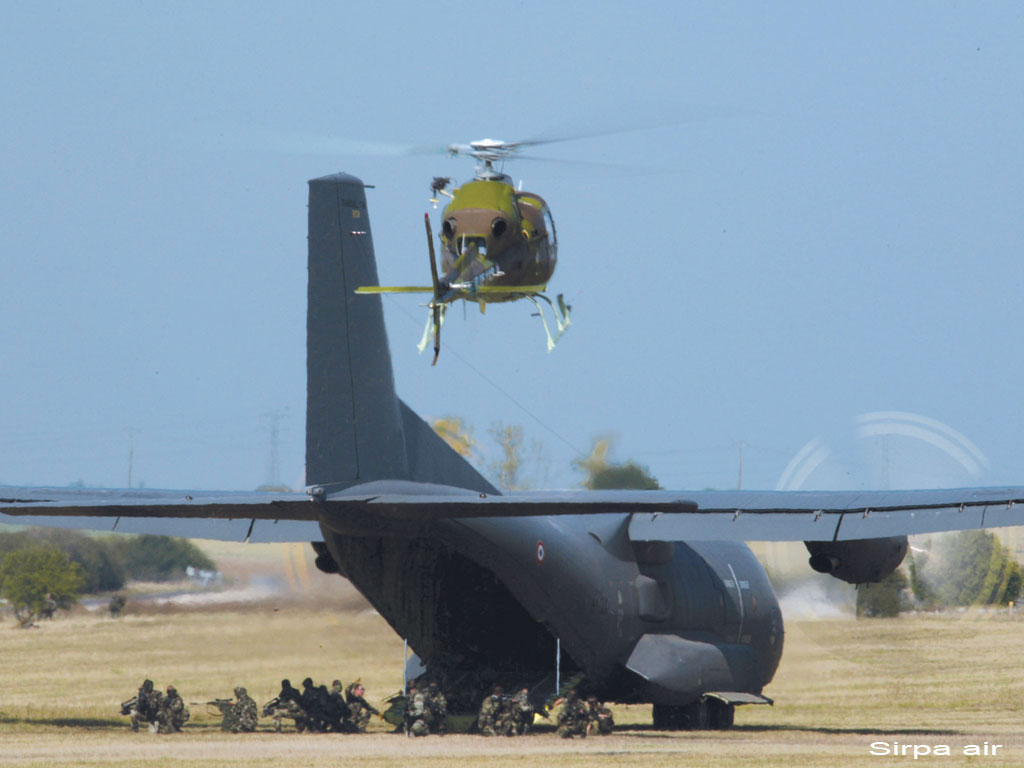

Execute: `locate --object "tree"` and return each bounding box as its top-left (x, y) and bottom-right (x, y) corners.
top-left (575, 438), bottom-right (661, 490)
top-left (433, 416), bottom-right (477, 459)
top-left (856, 567), bottom-right (910, 618)
top-left (0, 542), bottom-right (86, 627)
top-left (0, 529), bottom-right (126, 593)
top-left (34, 529), bottom-right (126, 592)
top-left (908, 530), bottom-right (1022, 608)
top-left (112, 535), bottom-right (216, 582)
top-left (490, 423), bottom-right (525, 491)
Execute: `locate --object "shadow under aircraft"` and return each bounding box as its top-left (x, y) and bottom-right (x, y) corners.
top-left (5, 173), bottom-right (1024, 729)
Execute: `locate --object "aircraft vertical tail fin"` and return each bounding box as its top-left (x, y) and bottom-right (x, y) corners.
top-left (306, 173), bottom-right (408, 489)
top-left (305, 173), bottom-right (496, 495)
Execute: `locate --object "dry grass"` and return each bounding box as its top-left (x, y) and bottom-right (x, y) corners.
top-left (3, 570), bottom-right (1024, 766)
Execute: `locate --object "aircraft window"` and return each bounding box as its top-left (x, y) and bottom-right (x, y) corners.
top-left (491, 218), bottom-right (507, 239)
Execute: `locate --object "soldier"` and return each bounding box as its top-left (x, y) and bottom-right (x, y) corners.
top-left (423, 681), bottom-right (448, 736)
top-left (231, 686), bottom-right (258, 733)
top-left (263, 678), bottom-right (307, 732)
top-left (555, 689), bottom-right (589, 739)
top-left (108, 593), bottom-right (126, 617)
top-left (477, 686), bottom-right (506, 737)
top-left (159, 685), bottom-right (190, 733)
top-left (586, 695), bottom-right (614, 735)
top-left (509, 687), bottom-right (534, 735)
top-left (128, 679), bottom-right (162, 733)
top-left (40, 592), bottom-right (57, 620)
top-left (299, 678), bottom-right (322, 732)
top-left (404, 685), bottom-right (430, 737)
top-left (345, 680), bottom-right (380, 733)
top-left (321, 683), bottom-right (350, 732)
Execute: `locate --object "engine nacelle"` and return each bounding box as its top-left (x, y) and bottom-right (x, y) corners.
top-left (804, 536), bottom-right (908, 584)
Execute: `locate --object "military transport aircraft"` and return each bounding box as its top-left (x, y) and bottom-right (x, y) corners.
top-left (4, 173), bottom-right (1024, 729)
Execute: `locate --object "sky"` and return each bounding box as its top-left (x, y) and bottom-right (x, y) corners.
top-left (2, 1), bottom-right (1024, 495)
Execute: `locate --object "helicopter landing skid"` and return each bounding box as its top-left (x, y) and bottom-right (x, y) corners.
top-left (528, 293), bottom-right (572, 352)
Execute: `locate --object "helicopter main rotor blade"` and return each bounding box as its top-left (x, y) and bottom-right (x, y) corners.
top-left (513, 104), bottom-right (747, 148)
top-left (424, 213), bottom-right (442, 365)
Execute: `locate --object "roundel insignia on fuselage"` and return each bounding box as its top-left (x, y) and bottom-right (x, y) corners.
top-left (536, 540), bottom-right (545, 564)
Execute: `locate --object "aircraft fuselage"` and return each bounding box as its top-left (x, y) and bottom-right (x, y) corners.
top-left (321, 511), bottom-right (782, 712)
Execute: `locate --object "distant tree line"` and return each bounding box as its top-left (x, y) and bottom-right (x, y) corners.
top-left (0, 529), bottom-right (216, 627)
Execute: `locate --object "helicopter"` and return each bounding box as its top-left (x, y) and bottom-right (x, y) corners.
top-left (356, 138), bottom-right (571, 364)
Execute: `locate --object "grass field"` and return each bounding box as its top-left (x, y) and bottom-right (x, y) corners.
top-left (3, 588), bottom-right (1024, 768)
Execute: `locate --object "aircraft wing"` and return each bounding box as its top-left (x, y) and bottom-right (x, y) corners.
top-left (0, 487), bottom-right (320, 543)
top-left (624, 487), bottom-right (1024, 542)
top-left (5, 483), bottom-right (1024, 543)
top-left (325, 485), bottom-right (1024, 541)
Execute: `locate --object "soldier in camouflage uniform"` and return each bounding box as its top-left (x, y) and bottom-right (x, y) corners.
top-left (158, 685), bottom-right (189, 733)
top-left (508, 687), bottom-right (534, 735)
top-left (320, 683), bottom-right (349, 732)
top-left (555, 689), bottom-right (589, 739)
top-left (423, 681), bottom-right (448, 736)
top-left (477, 686), bottom-right (506, 737)
top-left (345, 681), bottom-right (380, 733)
top-left (586, 695), bottom-right (614, 735)
top-left (299, 677), bottom-right (323, 732)
top-left (263, 679), bottom-right (307, 732)
top-left (404, 685), bottom-right (431, 737)
top-left (231, 686), bottom-right (258, 733)
top-left (129, 679), bottom-right (162, 733)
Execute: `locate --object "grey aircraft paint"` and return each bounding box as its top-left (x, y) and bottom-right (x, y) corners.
top-left (304, 174), bottom-right (780, 716)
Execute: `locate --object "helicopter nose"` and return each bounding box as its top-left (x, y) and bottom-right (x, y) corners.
top-left (458, 236), bottom-right (488, 257)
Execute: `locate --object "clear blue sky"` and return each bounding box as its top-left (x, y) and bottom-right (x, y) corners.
top-left (2, 1), bottom-right (1023, 494)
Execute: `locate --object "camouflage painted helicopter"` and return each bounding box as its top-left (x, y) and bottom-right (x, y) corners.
top-left (356, 138), bottom-right (570, 364)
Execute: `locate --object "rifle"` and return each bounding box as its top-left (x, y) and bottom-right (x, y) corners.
top-left (261, 697), bottom-right (281, 718)
top-left (190, 698), bottom-right (234, 716)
